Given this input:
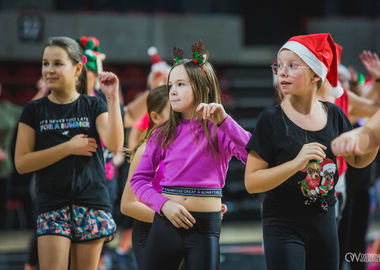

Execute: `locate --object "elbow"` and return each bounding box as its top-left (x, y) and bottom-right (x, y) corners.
top-left (120, 203), bottom-right (128, 216)
top-left (106, 143), bottom-right (123, 153)
top-left (244, 177), bottom-right (263, 194)
top-left (244, 180), bottom-right (255, 194)
top-left (244, 174), bottom-right (255, 194)
top-left (15, 161), bottom-right (27, 175)
top-left (16, 167), bottom-right (26, 175)
top-left (120, 196), bottom-right (132, 216)
top-left (245, 185), bottom-right (255, 194)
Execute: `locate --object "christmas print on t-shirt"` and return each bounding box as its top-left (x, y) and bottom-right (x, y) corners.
top-left (299, 158), bottom-right (336, 208)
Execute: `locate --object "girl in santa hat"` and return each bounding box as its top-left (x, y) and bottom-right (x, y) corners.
top-left (244, 33), bottom-right (377, 270)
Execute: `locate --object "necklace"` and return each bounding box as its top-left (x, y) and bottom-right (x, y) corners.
top-left (49, 93), bottom-right (79, 104)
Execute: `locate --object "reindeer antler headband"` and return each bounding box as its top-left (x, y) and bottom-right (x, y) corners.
top-left (173, 40), bottom-right (209, 78)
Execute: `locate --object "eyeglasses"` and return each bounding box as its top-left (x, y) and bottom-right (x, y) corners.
top-left (271, 63), bottom-right (310, 75)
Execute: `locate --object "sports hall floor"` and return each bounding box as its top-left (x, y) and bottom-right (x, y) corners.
top-left (1, 219), bottom-right (380, 270)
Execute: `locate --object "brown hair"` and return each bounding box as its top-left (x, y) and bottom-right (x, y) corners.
top-left (43, 36), bottom-right (87, 95)
top-left (152, 59), bottom-right (223, 156)
top-left (128, 85), bottom-right (169, 160)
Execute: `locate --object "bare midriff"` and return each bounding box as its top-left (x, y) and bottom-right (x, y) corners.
top-left (163, 194), bottom-right (222, 212)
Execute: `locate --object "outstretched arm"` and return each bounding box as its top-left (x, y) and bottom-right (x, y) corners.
top-left (331, 109), bottom-right (380, 167)
top-left (347, 89), bottom-right (380, 118)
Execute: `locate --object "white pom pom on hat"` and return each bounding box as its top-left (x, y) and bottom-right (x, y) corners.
top-left (332, 83), bottom-right (344, 98)
top-left (147, 46), bottom-right (170, 73)
top-left (279, 33), bottom-right (343, 98)
top-left (147, 46), bottom-right (158, 56)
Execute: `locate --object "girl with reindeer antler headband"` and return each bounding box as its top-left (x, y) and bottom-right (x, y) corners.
top-left (130, 40), bottom-right (251, 270)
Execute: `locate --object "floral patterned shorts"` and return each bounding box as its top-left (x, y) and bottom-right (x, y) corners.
top-left (37, 205), bottom-right (116, 243)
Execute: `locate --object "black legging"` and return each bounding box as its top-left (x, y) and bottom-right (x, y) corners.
top-left (132, 220), bottom-right (152, 270)
top-left (263, 206), bottom-right (339, 270)
top-left (338, 162), bottom-right (372, 270)
top-left (142, 211), bottom-right (221, 270)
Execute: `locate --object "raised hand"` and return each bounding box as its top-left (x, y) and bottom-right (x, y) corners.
top-left (98, 72), bottom-right (119, 98)
top-left (161, 200), bottom-right (196, 229)
top-left (293, 143), bottom-right (327, 171)
top-left (331, 132), bottom-right (362, 157)
top-left (359, 50), bottom-right (380, 79)
top-left (196, 103), bottom-right (227, 125)
top-left (68, 134), bottom-right (98, 156)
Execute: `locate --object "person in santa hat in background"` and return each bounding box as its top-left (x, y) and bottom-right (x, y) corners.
top-left (332, 47), bottom-right (380, 270)
top-left (317, 44), bottom-right (380, 215)
top-left (77, 36), bottom-right (139, 269)
top-left (331, 49), bottom-right (380, 270)
top-left (244, 33), bottom-right (377, 270)
top-left (128, 46), bottom-right (171, 149)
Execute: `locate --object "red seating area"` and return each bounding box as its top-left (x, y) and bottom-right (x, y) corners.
top-left (0, 62), bottom-right (149, 106)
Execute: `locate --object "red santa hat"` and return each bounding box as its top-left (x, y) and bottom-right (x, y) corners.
top-left (335, 43), bottom-right (343, 65)
top-left (147, 46), bottom-right (170, 73)
top-left (279, 33), bottom-right (344, 98)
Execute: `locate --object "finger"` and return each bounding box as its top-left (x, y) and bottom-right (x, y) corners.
top-left (174, 217), bottom-right (189, 229)
top-left (170, 218), bottom-right (181, 228)
top-left (89, 142), bottom-right (98, 148)
top-left (374, 52), bottom-right (379, 62)
top-left (311, 142), bottom-right (327, 150)
top-left (206, 105), bottom-right (211, 118)
top-left (181, 215), bottom-right (195, 228)
top-left (331, 145), bottom-right (339, 156)
top-left (345, 139), bottom-right (355, 154)
top-left (332, 140), bottom-right (344, 156)
top-left (353, 144), bottom-right (363, 156)
top-left (210, 105), bottom-right (216, 115)
top-left (331, 140), bottom-right (341, 156)
top-left (83, 151), bottom-right (93, 157)
top-left (98, 72), bottom-right (106, 81)
top-left (196, 103), bottom-right (204, 112)
top-left (203, 106), bottom-right (207, 119)
top-left (210, 104), bottom-right (218, 114)
top-left (314, 148), bottom-right (326, 159)
top-left (181, 209), bottom-right (196, 224)
top-left (308, 152), bottom-right (325, 162)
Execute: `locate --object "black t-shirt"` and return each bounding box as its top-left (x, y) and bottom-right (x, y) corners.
top-left (246, 101), bottom-right (353, 219)
top-left (19, 95), bottom-right (112, 214)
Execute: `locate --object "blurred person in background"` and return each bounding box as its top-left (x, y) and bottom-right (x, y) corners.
top-left (127, 46), bottom-right (171, 149)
